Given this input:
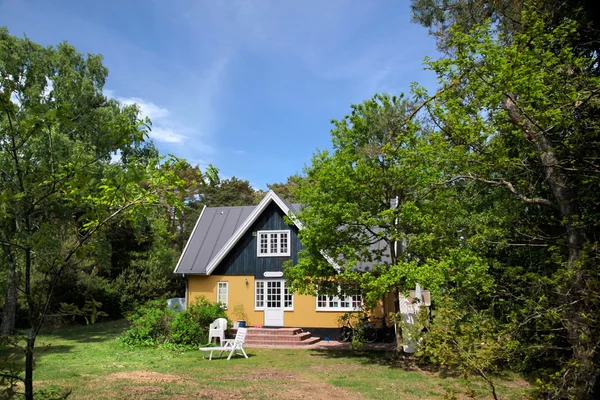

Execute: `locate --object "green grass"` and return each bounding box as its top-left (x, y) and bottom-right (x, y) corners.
top-left (2, 320), bottom-right (529, 399)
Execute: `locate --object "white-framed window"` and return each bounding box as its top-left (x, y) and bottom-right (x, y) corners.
top-left (284, 285), bottom-right (294, 310)
top-left (255, 280), bottom-right (293, 310)
top-left (316, 287), bottom-right (362, 311)
top-left (257, 230), bottom-right (290, 257)
top-left (217, 282), bottom-right (228, 308)
top-left (255, 281), bottom-right (265, 309)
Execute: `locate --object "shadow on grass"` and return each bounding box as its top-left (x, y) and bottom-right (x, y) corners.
top-left (307, 348), bottom-right (460, 377)
top-left (308, 347), bottom-right (526, 386)
top-left (0, 344), bottom-right (75, 370)
top-left (39, 319), bottom-right (129, 344)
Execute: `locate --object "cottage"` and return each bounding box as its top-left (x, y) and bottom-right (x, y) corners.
top-left (173, 191), bottom-right (363, 333)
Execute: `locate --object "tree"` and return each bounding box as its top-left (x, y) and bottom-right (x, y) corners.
top-left (415, 6), bottom-right (600, 398)
top-left (267, 174), bottom-right (302, 203)
top-left (411, 0), bottom-right (600, 68)
top-left (285, 94), bottom-right (494, 348)
top-left (199, 176), bottom-right (258, 207)
top-left (0, 29), bottom-right (195, 399)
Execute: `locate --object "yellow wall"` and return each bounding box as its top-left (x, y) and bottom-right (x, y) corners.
top-left (187, 275), bottom-right (355, 328)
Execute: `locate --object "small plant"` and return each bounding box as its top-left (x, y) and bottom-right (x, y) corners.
top-left (232, 303), bottom-right (248, 323)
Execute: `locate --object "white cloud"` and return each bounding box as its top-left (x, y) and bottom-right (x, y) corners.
top-left (109, 93), bottom-right (187, 144)
top-left (117, 97), bottom-right (170, 120)
top-left (148, 126), bottom-right (186, 144)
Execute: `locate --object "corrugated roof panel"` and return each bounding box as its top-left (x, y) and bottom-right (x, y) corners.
top-left (174, 205), bottom-right (255, 274)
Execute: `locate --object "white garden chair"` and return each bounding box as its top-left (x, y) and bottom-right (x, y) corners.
top-left (208, 318), bottom-right (228, 345)
top-left (200, 327), bottom-right (248, 360)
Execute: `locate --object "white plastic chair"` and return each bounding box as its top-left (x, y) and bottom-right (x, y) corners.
top-left (199, 327), bottom-right (248, 360)
top-left (208, 318), bottom-right (228, 345)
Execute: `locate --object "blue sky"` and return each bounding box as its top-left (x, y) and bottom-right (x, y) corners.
top-left (0, 0), bottom-right (439, 189)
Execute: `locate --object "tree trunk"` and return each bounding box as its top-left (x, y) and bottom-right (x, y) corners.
top-left (1, 245), bottom-right (18, 336)
top-left (24, 332), bottom-right (35, 400)
top-left (24, 244), bottom-right (35, 400)
top-left (506, 99), bottom-right (596, 396)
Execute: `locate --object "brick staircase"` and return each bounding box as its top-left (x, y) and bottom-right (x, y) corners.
top-left (231, 327), bottom-right (320, 348)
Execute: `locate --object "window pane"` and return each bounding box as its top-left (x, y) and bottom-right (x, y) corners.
top-left (280, 233), bottom-right (288, 254)
top-left (340, 296), bottom-right (350, 308)
top-left (328, 296), bottom-right (339, 308)
top-left (270, 234), bottom-right (278, 253)
top-left (284, 284), bottom-right (293, 309)
top-left (260, 233), bottom-right (268, 254)
top-left (255, 281), bottom-right (264, 308)
top-left (317, 295), bottom-right (327, 308)
top-left (352, 294), bottom-right (362, 308)
top-left (217, 282), bottom-right (228, 308)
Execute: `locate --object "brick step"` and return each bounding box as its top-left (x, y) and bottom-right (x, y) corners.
top-left (244, 332), bottom-right (312, 341)
top-left (245, 337), bottom-right (321, 347)
top-left (232, 328), bottom-right (303, 336)
top-left (244, 332), bottom-right (314, 343)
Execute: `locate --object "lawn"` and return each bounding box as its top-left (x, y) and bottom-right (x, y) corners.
top-left (2, 320), bottom-right (529, 399)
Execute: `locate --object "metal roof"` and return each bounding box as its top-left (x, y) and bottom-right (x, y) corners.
top-left (174, 205), bottom-right (255, 274)
top-left (173, 188), bottom-right (390, 275)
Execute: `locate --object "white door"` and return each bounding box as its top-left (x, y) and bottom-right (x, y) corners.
top-left (264, 281), bottom-right (284, 327)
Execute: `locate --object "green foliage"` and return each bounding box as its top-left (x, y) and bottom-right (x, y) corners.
top-left (171, 297), bottom-right (228, 346)
top-left (119, 297), bottom-right (227, 348)
top-left (286, 93), bottom-right (495, 351)
top-left (409, 4), bottom-right (600, 398)
top-left (119, 300), bottom-right (175, 346)
top-left (34, 386), bottom-right (72, 400)
top-left (418, 297), bottom-right (507, 398)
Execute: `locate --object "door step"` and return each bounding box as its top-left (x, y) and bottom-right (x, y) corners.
top-left (231, 327), bottom-right (320, 348)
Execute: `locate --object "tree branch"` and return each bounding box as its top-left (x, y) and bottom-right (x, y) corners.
top-left (0, 372), bottom-right (26, 383)
top-left (438, 173), bottom-right (556, 208)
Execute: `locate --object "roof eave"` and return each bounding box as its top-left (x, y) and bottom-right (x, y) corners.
top-left (173, 205), bottom-right (207, 274)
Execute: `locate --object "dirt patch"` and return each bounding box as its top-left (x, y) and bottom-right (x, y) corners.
top-left (195, 382), bottom-right (364, 400)
top-left (123, 385), bottom-right (163, 393)
top-left (310, 364), bottom-right (362, 374)
top-left (103, 370), bottom-right (185, 383)
top-left (258, 381), bottom-right (364, 400)
top-left (224, 368), bottom-right (298, 381)
top-left (196, 389), bottom-right (246, 399)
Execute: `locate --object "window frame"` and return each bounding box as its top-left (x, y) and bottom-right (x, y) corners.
top-left (316, 286), bottom-right (363, 312)
top-left (217, 281), bottom-right (228, 309)
top-left (254, 280), bottom-right (265, 310)
top-left (254, 279), bottom-right (293, 311)
top-left (256, 230), bottom-right (291, 257)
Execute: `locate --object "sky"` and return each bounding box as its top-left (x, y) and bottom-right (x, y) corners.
top-left (0, 0), bottom-right (440, 189)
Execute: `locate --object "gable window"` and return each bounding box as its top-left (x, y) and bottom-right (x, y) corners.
top-left (257, 230), bottom-right (290, 257)
top-left (316, 287), bottom-right (362, 311)
top-left (217, 282), bottom-right (228, 308)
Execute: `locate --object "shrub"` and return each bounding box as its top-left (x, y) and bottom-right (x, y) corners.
top-left (119, 299), bottom-right (174, 346)
top-left (119, 297), bottom-right (228, 347)
top-left (170, 297), bottom-right (228, 346)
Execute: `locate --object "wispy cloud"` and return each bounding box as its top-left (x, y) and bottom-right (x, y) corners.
top-left (117, 96), bottom-right (170, 120)
top-left (179, 1), bottom-right (418, 96)
top-left (110, 93), bottom-right (188, 144)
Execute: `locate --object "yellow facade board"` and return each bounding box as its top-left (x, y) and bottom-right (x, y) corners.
top-left (187, 275), bottom-right (354, 328)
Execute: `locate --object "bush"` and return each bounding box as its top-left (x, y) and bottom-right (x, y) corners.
top-left (119, 300), bottom-right (174, 346)
top-left (119, 297), bottom-right (228, 347)
top-left (170, 297), bottom-right (228, 346)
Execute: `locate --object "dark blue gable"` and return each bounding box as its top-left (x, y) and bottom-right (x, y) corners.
top-left (212, 202), bottom-right (302, 277)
